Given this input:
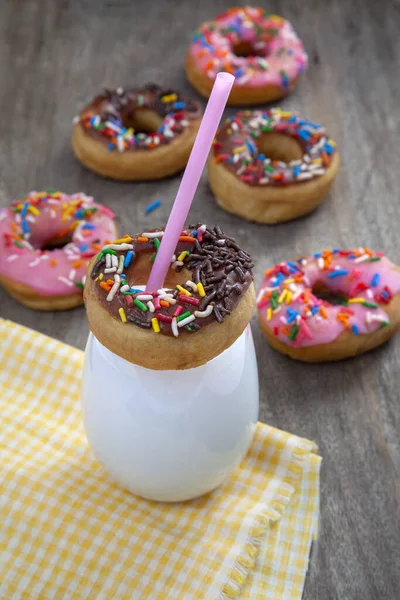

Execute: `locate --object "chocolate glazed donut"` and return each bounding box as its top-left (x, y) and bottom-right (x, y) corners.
top-left (72, 84), bottom-right (203, 181)
top-left (84, 224), bottom-right (256, 370)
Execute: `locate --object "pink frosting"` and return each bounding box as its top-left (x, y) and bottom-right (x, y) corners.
top-left (257, 250), bottom-right (400, 348)
top-left (0, 191), bottom-right (116, 296)
top-left (190, 7), bottom-right (308, 88)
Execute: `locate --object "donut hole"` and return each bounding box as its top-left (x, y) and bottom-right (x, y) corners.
top-left (126, 250), bottom-right (191, 289)
top-left (121, 108), bottom-right (164, 134)
top-left (312, 281), bottom-right (349, 306)
top-left (39, 232), bottom-right (74, 251)
top-left (232, 40), bottom-right (266, 58)
top-left (256, 133), bottom-right (304, 163)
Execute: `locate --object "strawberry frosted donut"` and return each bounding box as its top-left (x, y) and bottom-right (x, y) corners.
top-left (257, 249), bottom-right (400, 362)
top-left (186, 7), bottom-right (308, 105)
top-left (209, 108), bottom-right (340, 224)
top-left (0, 190), bottom-right (117, 311)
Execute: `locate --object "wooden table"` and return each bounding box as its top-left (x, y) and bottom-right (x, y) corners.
top-left (1, 1), bottom-right (399, 598)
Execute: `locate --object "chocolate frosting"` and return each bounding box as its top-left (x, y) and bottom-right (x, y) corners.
top-left (77, 84), bottom-right (203, 151)
top-left (90, 224), bottom-right (254, 336)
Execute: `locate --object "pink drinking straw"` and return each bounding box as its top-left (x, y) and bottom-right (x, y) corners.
top-left (145, 72), bottom-right (235, 292)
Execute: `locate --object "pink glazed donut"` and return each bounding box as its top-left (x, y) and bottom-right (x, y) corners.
top-left (186, 7), bottom-right (308, 105)
top-left (0, 190), bottom-right (117, 311)
top-left (257, 249), bottom-right (400, 362)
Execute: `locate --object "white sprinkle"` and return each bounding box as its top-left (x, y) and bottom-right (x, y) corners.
top-left (280, 316), bottom-right (288, 324)
top-left (58, 276), bottom-right (73, 287)
top-left (65, 243), bottom-right (80, 253)
top-left (0, 211), bottom-right (7, 221)
top-left (259, 177), bottom-right (269, 184)
top-left (117, 87), bottom-right (124, 95)
top-left (7, 254), bottom-right (18, 262)
top-left (178, 315), bottom-right (196, 328)
top-left (368, 314), bottom-right (387, 324)
top-left (142, 231), bottom-right (164, 239)
top-left (29, 258), bottom-right (40, 267)
top-left (106, 254), bottom-right (111, 268)
top-left (198, 224), bottom-right (207, 234)
top-left (180, 120), bottom-right (189, 127)
top-left (102, 243), bottom-right (133, 251)
top-left (296, 172), bottom-right (313, 181)
top-left (171, 317), bottom-right (179, 337)
top-left (106, 121), bottom-right (122, 133)
top-left (72, 115), bottom-right (80, 124)
top-left (292, 290), bottom-right (302, 301)
top-left (172, 260), bottom-right (184, 269)
top-left (117, 136), bottom-right (125, 152)
top-left (111, 254), bottom-right (118, 268)
top-left (354, 254), bottom-right (370, 264)
top-left (69, 269), bottom-right (76, 280)
top-left (159, 295), bottom-right (177, 305)
top-left (106, 281), bottom-right (120, 302)
top-left (256, 288), bottom-right (266, 303)
top-left (317, 257), bottom-right (324, 269)
top-left (114, 274), bottom-right (120, 284)
top-left (120, 285), bottom-right (130, 293)
top-left (171, 254), bottom-right (176, 263)
top-left (26, 215), bottom-right (36, 223)
top-left (82, 275), bottom-right (86, 285)
top-left (147, 301), bottom-right (155, 313)
top-left (117, 255), bottom-right (124, 274)
top-left (310, 168), bottom-right (326, 176)
top-left (309, 162), bottom-right (324, 171)
top-left (67, 254), bottom-right (80, 261)
top-left (136, 294), bottom-right (153, 301)
top-left (194, 305), bottom-right (214, 318)
top-left (104, 267), bottom-right (117, 273)
top-left (23, 241), bottom-right (34, 251)
top-left (186, 280), bottom-right (198, 293)
top-left (366, 289), bottom-right (373, 299)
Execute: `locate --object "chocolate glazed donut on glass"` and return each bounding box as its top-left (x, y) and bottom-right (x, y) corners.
top-left (72, 84), bottom-right (203, 181)
top-left (84, 224), bottom-right (256, 370)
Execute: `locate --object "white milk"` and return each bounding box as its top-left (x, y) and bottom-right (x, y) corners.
top-left (81, 326), bottom-right (259, 502)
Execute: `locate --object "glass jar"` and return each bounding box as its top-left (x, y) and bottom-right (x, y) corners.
top-left (82, 326), bottom-right (259, 502)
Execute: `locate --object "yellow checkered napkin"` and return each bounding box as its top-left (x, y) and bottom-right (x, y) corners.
top-left (0, 318), bottom-right (321, 600)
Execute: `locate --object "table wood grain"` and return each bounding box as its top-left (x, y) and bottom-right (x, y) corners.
top-left (1, 1), bottom-right (399, 598)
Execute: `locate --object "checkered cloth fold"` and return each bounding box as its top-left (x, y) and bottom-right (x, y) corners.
top-left (0, 318), bottom-right (321, 600)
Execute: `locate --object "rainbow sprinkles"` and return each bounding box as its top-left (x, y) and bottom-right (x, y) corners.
top-left (90, 224), bottom-right (254, 336)
top-left (213, 108), bottom-right (337, 186)
top-left (257, 249), bottom-right (400, 349)
top-left (0, 191), bottom-right (116, 296)
top-left (75, 84), bottom-right (201, 153)
top-left (189, 7), bottom-right (308, 90)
